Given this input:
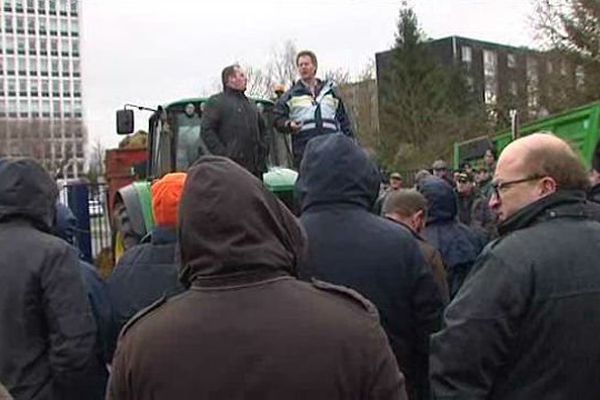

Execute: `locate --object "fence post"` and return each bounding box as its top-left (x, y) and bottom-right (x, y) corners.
top-left (67, 181), bottom-right (93, 263)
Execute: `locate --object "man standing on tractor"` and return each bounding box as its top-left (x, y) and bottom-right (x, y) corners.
top-left (273, 50), bottom-right (353, 169)
top-left (201, 64), bottom-right (269, 178)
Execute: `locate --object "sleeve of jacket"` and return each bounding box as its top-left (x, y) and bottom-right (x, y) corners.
top-left (332, 86), bottom-right (354, 138)
top-left (201, 95), bottom-right (226, 155)
top-left (430, 251), bottom-right (531, 399)
top-left (41, 244), bottom-right (97, 381)
top-left (366, 318), bottom-right (409, 400)
top-left (272, 91), bottom-right (292, 133)
top-left (258, 110), bottom-right (270, 161)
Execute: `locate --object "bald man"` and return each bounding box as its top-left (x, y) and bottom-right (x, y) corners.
top-left (431, 133), bottom-right (600, 399)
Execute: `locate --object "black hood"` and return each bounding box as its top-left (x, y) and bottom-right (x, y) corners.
top-left (0, 158), bottom-right (58, 231)
top-left (419, 177), bottom-right (458, 224)
top-left (295, 134), bottom-right (379, 212)
top-left (178, 156), bottom-right (307, 286)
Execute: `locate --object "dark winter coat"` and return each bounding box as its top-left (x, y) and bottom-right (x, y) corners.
top-left (53, 203), bottom-right (112, 400)
top-left (420, 178), bottom-right (485, 299)
top-left (108, 156), bottom-right (407, 400)
top-left (0, 158), bottom-right (96, 400)
top-left (456, 190), bottom-right (497, 240)
top-left (296, 135), bottom-right (443, 400)
top-left (273, 79), bottom-right (353, 168)
top-left (201, 87), bottom-right (268, 176)
top-left (107, 227), bottom-right (184, 359)
top-left (431, 190), bottom-right (600, 400)
top-left (588, 183), bottom-right (600, 204)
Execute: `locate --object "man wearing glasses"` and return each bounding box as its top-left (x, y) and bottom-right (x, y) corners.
top-left (431, 133), bottom-right (600, 399)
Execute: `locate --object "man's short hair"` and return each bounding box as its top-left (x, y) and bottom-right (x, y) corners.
top-left (522, 134), bottom-right (589, 191)
top-left (382, 189), bottom-right (427, 217)
top-left (221, 64), bottom-right (240, 88)
top-left (432, 159), bottom-right (448, 170)
top-left (296, 50), bottom-right (318, 68)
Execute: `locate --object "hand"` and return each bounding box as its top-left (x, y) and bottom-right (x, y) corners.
top-left (288, 120), bottom-right (302, 133)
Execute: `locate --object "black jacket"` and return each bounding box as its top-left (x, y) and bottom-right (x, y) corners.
top-left (201, 87), bottom-right (268, 176)
top-left (107, 227), bottom-right (185, 359)
top-left (296, 135), bottom-right (443, 400)
top-left (431, 191), bottom-right (600, 400)
top-left (420, 178), bottom-right (486, 299)
top-left (108, 156), bottom-right (407, 400)
top-left (0, 158), bottom-right (96, 400)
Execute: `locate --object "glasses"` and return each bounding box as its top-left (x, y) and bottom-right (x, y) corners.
top-left (490, 175), bottom-right (544, 199)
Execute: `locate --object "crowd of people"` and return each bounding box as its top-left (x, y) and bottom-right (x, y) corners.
top-left (3, 50), bottom-right (600, 400)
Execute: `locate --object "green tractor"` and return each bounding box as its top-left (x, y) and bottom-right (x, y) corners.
top-left (112, 97), bottom-right (297, 262)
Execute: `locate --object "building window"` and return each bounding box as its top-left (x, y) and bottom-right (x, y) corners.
top-left (73, 98), bottom-right (81, 116)
top-left (27, 16), bottom-right (35, 34)
top-left (4, 0), bottom-right (12, 11)
top-left (527, 57), bottom-right (539, 114)
top-left (53, 99), bottom-right (60, 116)
top-left (15, 0), bottom-right (23, 12)
top-left (48, 0), bottom-right (55, 12)
top-left (63, 98), bottom-right (71, 116)
top-left (51, 78), bottom-right (59, 95)
top-left (17, 37), bottom-right (25, 54)
top-left (59, 0), bottom-right (66, 14)
top-left (31, 99), bottom-right (40, 115)
top-left (59, 18), bottom-right (68, 35)
top-left (8, 99), bottom-right (17, 116)
top-left (62, 79), bottom-right (70, 96)
top-left (39, 57), bottom-right (48, 75)
top-left (51, 58), bottom-right (58, 76)
top-left (0, 78), bottom-right (4, 95)
top-left (507, 53), bottom-right (517, 69)
top-left (6, 57), bottom-right (15, 75)
top-left (38, 17), bottom-right (47, 33)
top-left (73, 79), bottom-right (80, 96)
top-left (41, 99), bottom-right (50, 116)
top-left (4, 15), bottom-right (14, 32)
top-left (61, 58), bottom-right (68, 75)
top-left (18, 78), bottom-right (26, 95)
top-left (39, 38), bottom-right (47, 55)
top-left (72, 59), bottom-right (79, 76)
top-left (461, 46), bottom-right (472, 63)
top-left (27, 0), bottom-right (34, 11)
top-left (60, 37), bottom-right (68, 55)
top-left (37, 0), bottom-right (45, 12)
top-left (71, 19), bottom-right (78, 36)
top-left (30, 77), bottom-right (38, 95)
top-left (5, 35), bottom-right (14, 54)
top-left (41, 78), bottom-right (49, 95)
top-left (50, 38), bottom-right (58, 55)
top-left (69, 0), bottom-right (77, 15)
top-left (49, 17), bottom-right (57, 34)
top-left (16, 16), bottom-right (25, 33)
top-left (19, 99), bottom-right (28, 117)
top-left (483, 50), bottom-right (497, 76)
top-left (71, 38), bottom-right (79, 55)
top-left (28, 37), bottom-right (36, 54)
top-left (29, 56), bottom-right (37, 74)
top-left (7, 78), bottom-right (16, 95)
top-left (17, 57), bottom-right (26, 75)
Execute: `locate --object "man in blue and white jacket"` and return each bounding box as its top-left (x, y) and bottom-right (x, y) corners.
top-left (273, 50), bottom-right (353, 168)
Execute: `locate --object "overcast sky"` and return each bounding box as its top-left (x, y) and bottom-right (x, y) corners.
top-left (82, 0), bottom-right (537, 149)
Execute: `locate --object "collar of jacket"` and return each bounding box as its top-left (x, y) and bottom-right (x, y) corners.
top-left (588, 183), bottom-right (600, 200)
top-left (224, 86), bottom-right (246, 97)
top-left (384, 217), bottom-right (425, 242)
top-left (150, 226), bottom-right (177, 245)
top-left (297, 78), bottom-right (325, 96)
top-left (498, 190), bottom-right (590, 236)
top-left (190, 265), bottom-right (291, 289)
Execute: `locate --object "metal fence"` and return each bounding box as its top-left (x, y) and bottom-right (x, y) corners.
top-left (58, 181), bottom-right (112, 272)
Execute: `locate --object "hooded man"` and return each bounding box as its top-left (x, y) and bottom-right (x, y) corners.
top-left (108, 156), bottom-right (407, 400)
top-left (296, 134), bottom-right (443, 400)
top-left (431, 133), bottom-right (600, 399)
top-left (0, 158), bottom-right (96, 399)
top-left (107, 172), bottom-right (187, 359)
top-left (54, 203), bottom-right (112, 399)
top-left (419, 177), bottom-right (485, 299)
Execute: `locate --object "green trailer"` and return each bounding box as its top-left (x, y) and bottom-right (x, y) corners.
top-left (454, 102), bottom-right (600, 170)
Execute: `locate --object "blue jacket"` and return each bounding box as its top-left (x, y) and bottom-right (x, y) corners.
top-left (54, 203), bottom-right (112, 400)
top-left (273, 79), bottom-right (353, 167)
top-left (107, 226), bottom-right (185, 358)
top-left (296, 134), bottom-right (443, 400)
top-left (419, 177), bottom-right (485, 299)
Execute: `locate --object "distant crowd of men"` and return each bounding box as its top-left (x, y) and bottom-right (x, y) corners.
top-left (2, 49), bottom-right (600, 400)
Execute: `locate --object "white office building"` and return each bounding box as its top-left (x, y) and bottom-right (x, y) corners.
top-left (0, 0), bottom-right (84, 178)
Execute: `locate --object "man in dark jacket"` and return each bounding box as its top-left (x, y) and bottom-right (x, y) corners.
top-left (419, 176), bottom-right (485, 299)
top-left (201, 64), bottom-right (268, 178)
top-left (382, 189), bottom-right (449, 304)
top-left (431, 133), bottom-right (600, 399)
top-left (107, 172), bottom-right (186, 358)
top-left (108, 156), bottom-right (407, 400)
top-left (273, 50), bottom-right (353, 168)
top-left (455, 172), bottom-right (497, 239)
top-left (0, 158), bottom-right (96, 399)
top-left (296, 134), bottom-right (443, 400)
top-left (54, 203), bottom-right (112, 399)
